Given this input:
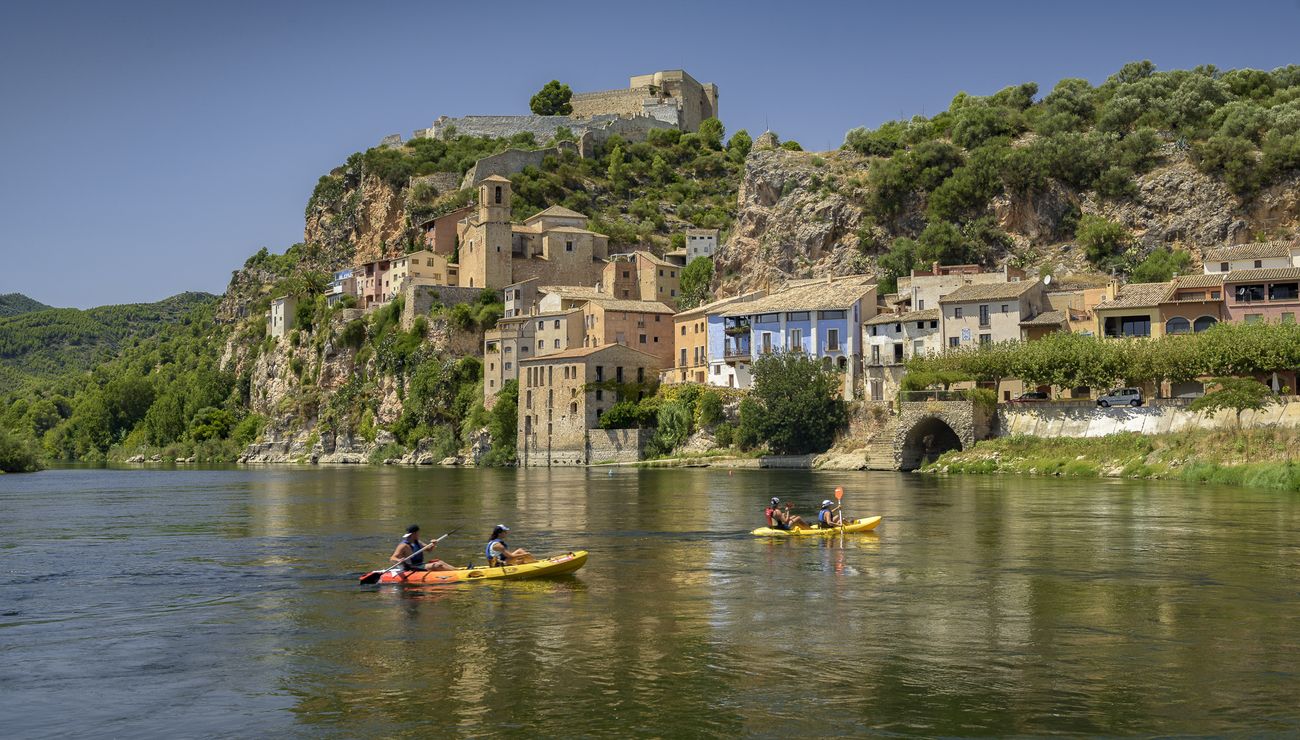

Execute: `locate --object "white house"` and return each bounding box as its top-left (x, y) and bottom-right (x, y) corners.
top-left (269, 295), bottom-right (298, 339)
top-left (862, 308), bottom-right (941, 402)
top-left (1202, 240), bottom-right (1299, 274)
top-left (685, 228), bottom-right (718, 262)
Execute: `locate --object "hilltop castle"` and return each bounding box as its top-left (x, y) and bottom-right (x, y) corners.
top-left (417, 69), bottom-right (719, 146)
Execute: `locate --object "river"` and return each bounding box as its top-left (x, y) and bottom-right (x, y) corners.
top-left (0, 466), bottom-right (1297, 737)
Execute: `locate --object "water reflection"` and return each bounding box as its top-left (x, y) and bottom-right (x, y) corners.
top-left (1, 467), bottom-right (1298, 735)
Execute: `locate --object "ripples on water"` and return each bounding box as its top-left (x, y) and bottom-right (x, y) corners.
top-left (1, 466), bottom-right (1298, 737)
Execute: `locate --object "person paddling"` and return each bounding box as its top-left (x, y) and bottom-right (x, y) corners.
top-left (486, 524), bottom-right (533, 566)
top-left (391, 524), bottom-right (456, 572)
top-left (765, 497), bottom-right (808, 531)
top-left (818, 499), bottom-right (843, 528)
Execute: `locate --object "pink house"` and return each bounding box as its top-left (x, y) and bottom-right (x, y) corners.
top-left (1222, 267), bottom-right (1300, 324)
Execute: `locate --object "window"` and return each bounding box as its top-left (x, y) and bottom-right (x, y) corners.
top-left (917, 299), bottom-right (925, 310)
top-left (1269, 282), bottom-right (1298, 300)
top-left (892, 343), bottom-right (904, 363)
top-left (494, 186), bottom-right (502, 204)
top-left (1104, 315), bottom-right (1151, 337)
top-left (1255, 259), bottom-right (1263, 268)
top-left (914, 339), bottom-right (924, 355)
top-left (637, 367), bottom-right (645, 382)
top-left (758, 313), bottom-right (779, 323)
top-left (595, 389), bottom-right (603, 401)
top-left (1245, 314), bottom-right (1263, 324)
top-left (762, 332), bottom-right (773, 353)
top-left (1193, 316), bottom-right (1218, 332)
top-left (1220, 262), bottom-right (1229, 272)
top-left (978, 305), bottom-right (990, 327)
top-left (1165, 317), bottom-right (1191, 335)
top-left (1000, 304), bottom-right (1008, 313)
top-left (954, 307), bottom-right (964, 319)
top-left (565, 240), bottom-right (573, 252)
top-left (788, 328), bottom-right (802, 350)
top-left (788, 311), bottom-right (809, 321)
top-left (680, 348), bottom-right (688, 366)
top-left (1282, 313), bottom-right (1295, 324)
top-left (930, 320), bottom-right (938, 329)
top-left (504, 361), bottom-right (512, 370)
top-left (894, 323), bottom-right (901, 333)
top-left (654, 315), bottom-right (661, 322)
top-left (1236, 284), bottom-right (1266, 302)
top-left (553, 339), bottom-right (560, 348)
top-left (1211, 291), bottom-right (1221, 300)
top-left (818, 310), bottom-right (846, 319)
top-left (595, 366), bottom-right (604, 382)
top-left (622, 270), bottom-right (630, 278)
top-left (871, 345), bottom-right (880, 364)
top-left (615, 366), bottom-right (624, 383)
top-left (979, 333), bottom-right (991, 346)
top-left (671, 271), bottom-right (676, 278)
top-left (949, 336), bottom-right (960, 348)
top-left (554, 319), bottom-right (560, 329)
top-left (827, 328), bottom-right (840, 351)
top-left (659, 269), bottom-right (664, 277)
top-left (916, 321), bottom-right (924, 330)
top-left (537, 321), bottom-right (544, 331)
top-left (639, 334), bottom-right (647, 344)
top-left (681, 325), bottom-right (687, 335)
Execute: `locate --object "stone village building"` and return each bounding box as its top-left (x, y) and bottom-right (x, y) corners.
top-left (455, 176), bottom-right (608, 291)
top-left (664, 291), bottom-right (765, 385)
top-left (517, 344), bottom-right (663, 467)
top-left (863, 308), bottom-right (941, 402)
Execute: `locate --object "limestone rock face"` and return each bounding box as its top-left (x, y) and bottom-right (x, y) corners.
top-left (716, 149), bottom-right (867, 295)
top-left (304, 174), bottom-right (408, 268)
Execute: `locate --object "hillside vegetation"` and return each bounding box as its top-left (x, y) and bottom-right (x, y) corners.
top-left (0, 293), bottom-right (52, 318)
top-left (0, 292), bottom-right (217, 389)
top-left (839, 61), bottom-right (1300, 290)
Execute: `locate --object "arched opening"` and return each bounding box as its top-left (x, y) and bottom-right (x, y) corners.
top-left (898, 416), bottom-right (962, 471)
top-left (1193, 315), bottom-right (1218, 332)
top-left (1165, 317), bottom-right (1191, 335)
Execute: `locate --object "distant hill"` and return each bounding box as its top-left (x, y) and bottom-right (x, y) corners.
top-left (0, 292), bottom-right (218, 386)
top-left (0, 293), bottom-right (53, 317)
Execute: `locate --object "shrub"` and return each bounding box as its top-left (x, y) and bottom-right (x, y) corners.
top-left (747, 353), bottom-right (848, 454)
top-left (696, 390), bottom-right (724, 428)
top-left (1075, 215), bottom-right (1130, 266)
top-left (0, 428), bottom-right (43, 472)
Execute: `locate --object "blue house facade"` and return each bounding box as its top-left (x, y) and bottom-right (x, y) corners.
top-left (718, 276), bottom-right (877, 399)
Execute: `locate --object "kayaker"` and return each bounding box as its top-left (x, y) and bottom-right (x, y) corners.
top-left (486, 524), bottom-right (533, 566)
top-left (818, 500), bottom-right (843, 527)
top-left (390, 524), bottom-right (456, 572)
top-left (766, 498), bottom-right (807, 531)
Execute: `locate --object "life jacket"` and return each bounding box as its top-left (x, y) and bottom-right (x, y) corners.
top-left (818, 509), bottom-right (832, 526)
top-left (486, 537), bottom-right (508, 565)
top-left (401, 537), bottom-right (424, 569)
top-left (764, 506), bottom-right (777, 527)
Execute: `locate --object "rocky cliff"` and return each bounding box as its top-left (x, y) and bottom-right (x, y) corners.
top-left (716, 144), bottom-right (1300, 296)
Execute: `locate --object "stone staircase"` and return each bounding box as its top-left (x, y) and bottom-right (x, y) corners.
top-left (864, 417), bottom-right (899, 471)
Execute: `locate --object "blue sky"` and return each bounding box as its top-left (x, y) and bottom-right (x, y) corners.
top-left (3, 0), bottom-right (1299, 308)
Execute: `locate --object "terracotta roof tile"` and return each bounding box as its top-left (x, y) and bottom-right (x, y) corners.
top-left (1203, 240), bottom-right (1297, 262)
top-left (1019, 310), bottom-right (1066, 326)
top-left (722, 276), bottom-right (876, 316)
top-left (1094, 282), bottom-right (1172, 310)
top-left (938, 280), bottom-right (1042, 303)
top-left (864, 308), bottom-right (941, 326)
top-left (1222, 267), bottom-right (1300, 282)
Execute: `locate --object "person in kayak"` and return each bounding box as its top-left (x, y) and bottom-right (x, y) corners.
top-left (818, 500), bottom-right (843, 528)
top-left (390, 524), bottom-right (456, 572)
top-left (765, 497), bottom-right (808, 530)
top-left (486, 524), bottom-right (533, 566)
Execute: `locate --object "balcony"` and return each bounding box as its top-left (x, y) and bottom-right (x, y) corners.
top-left (723, 342), bottom-right (751, 361)
top-left (724, 323), bottom-right (751, 337)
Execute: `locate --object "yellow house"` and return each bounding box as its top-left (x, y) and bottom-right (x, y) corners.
top-left (1092, 282), bottom-right (1172, 338)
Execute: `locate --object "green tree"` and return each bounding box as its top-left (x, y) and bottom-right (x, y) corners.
top-left (1075, 215), bottom-right (1130, 266)
top-left (748, 353), bottom-right (848, 454)
top-left (607, 144), bottom-right (629, 193)
top-left (698, 118), bottom-right (725, 150)
top-left (649, 400), bottom-right (692, 456)
top-left (678, 257), bottom-right (714, 310)
top-left (695, 390), bottom-right (724, 428)
top-left (1129, 247), bottom-right (1191, 282)
top-left (727, 129), bottom-right (753, 161)
top-left (529, 80), bottom-right (573, 116)
top-left (0, 427), bottom-right (42, 473)
top-left (1190, 377), bottom-right (1278, 432)
top-left (480, 380), bottom-right (518, 466)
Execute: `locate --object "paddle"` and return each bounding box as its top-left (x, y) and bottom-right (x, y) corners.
top-left (835, 486), bottom-right (846, 533)
top-left (358, 526), bottom-right (461, 585)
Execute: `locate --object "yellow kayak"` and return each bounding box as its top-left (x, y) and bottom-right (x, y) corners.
top-left (751, 516), bottom-right (882, 536)
top-left (373, 551), bottom-right (588, 584)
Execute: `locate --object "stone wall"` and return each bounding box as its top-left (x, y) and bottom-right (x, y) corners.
top-left (892, 400), bottom-right (993, 471)
top-left (460, 143), bottom-right (578, 190)
top-left (409, 172), bottom-right (461, 194)
top-left (570, 89), bottom-right (649, 119)
top-left (423, 113), bottom-right (676, 150)
top-left (998, 398), bottom-right (1300, 437)
top-left (587, 428), bottom-right (649, 464)
top-left (401, 283), bottom-right (484, 330)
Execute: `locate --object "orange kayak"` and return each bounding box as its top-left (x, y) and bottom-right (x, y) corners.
top-left (374, 551), bottom-right (588, 585)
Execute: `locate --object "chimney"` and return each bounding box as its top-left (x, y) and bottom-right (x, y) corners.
top-left (1106, 281), bottom-right (1118, 301)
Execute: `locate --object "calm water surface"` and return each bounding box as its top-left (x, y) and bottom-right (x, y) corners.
top-left (1, 466), bottom-right (1297, 737)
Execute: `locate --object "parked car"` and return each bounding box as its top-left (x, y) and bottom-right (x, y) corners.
top-left (1009, 391), bottom-right (1049, 403)
top-left (1097, 388), bottom-right (1143, 407)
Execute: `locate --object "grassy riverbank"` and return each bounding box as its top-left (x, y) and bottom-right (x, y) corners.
top-left (924, 429), bottom-right (1300, 492)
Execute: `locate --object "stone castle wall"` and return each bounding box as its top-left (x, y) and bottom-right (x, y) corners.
top-left (460, 143), bottom-right (578, 190)
top-left (402, 283), bottom-right (484, 331)
top-left (570, 88), bottom-right (650, 119)
top-left (408, 172), bottom-right (461, 195)
top-left (422, 113), bottom-right (677, 149)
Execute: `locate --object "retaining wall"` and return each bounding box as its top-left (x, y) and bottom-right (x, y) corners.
top-left (587, 429), bottom-right (649, 464)
top-left (997, 398), bottom-right (1300, 437)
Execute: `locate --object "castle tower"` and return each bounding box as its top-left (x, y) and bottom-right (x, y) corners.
top-left (474, 175), bottom-right (514, 289)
